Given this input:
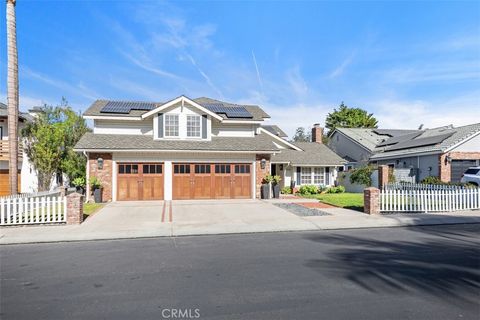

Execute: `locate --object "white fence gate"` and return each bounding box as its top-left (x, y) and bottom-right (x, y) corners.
top-left (0, 194), bottom-right (67, 226)
top-left (380, 188), bottom-right (480, 213)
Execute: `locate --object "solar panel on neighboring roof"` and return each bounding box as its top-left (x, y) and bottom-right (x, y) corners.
top-left (385, 132), bottom-right (455, 151)
top-left (100, 101), bottom-right (156, 114)
top-left (377, 131), bottom-right (424, 147)
top-left (202, 103), bottom-right (253, 118)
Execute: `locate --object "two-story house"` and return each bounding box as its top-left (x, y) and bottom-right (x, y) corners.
top-left (74, 96), bottom-right (345, 201)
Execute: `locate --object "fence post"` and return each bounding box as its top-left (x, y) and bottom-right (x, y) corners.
top-left (57, 186), bottom-right (67, 197)
top-left (66, 192), bottom-right (84, 225)
top-left (364, 187), bottom-right (380, 215)
top-left (378, 165), bottom-right (389, 189)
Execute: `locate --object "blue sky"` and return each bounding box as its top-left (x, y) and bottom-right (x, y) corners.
top-left (1, 0), bottom-right (479, 136)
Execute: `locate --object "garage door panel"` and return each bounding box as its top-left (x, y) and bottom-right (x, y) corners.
top-left (214, 176), bottom-right (232, 198)
top-left (117, 163), bottom-right (163, 201)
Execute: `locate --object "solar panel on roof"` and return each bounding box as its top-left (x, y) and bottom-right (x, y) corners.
top-left (100, 101), bottom-right (156, 114)
top-left (385, 132), bottom-right (454, 151)
top-left (377, 131), bottom-right (424, 147)
top-left (202, 103), bottom-right (253, 118)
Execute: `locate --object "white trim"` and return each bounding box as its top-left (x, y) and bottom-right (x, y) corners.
top-left (222, 120), bottom-right (264, 124)
top-left (84, 115), bottom-right (142, 121)
top-left (142, 96), bottom-right (223, 121)
top-left (258, 127), bottom-right (302, 151)
top-left (112, 160), bottom-right (117, 201)
top-left (370, 150), bottom-right (442, 161)
top-left (444, 131), bottom-right (480, 153)
top-left (74, 148), bottom-right (277, 154)
top-left (252, 160), bottom-right (256, 199)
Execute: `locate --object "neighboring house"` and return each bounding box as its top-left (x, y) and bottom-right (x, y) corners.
top-left (74, 96), bottom-right (345, 202)
top-left (0, 102), bottom-right (38, 195)
top-left (271, 125), bottom-right (346, 189)
top-left (329, 124), bottom-right (480, 183)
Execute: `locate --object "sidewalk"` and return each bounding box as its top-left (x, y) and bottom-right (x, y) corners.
top-left (1, 200), bottom-right (479, 245)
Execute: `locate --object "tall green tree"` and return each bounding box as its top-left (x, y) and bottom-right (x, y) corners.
top-left (22, 99), bottom-right (90, 191)
top-left (325, 102), bottom-right (378, 132)
top-left (291, 127), bottom-right (311, 142)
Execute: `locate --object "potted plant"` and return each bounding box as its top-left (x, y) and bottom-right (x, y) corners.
top-left (271, 175), bottom-right (282, 199)
top-left (72, 177), bottom-right (86, 194)
top-left (89, 177), bottom-right (103, 203)
top-left (261, 174), bottom-right (273, 199)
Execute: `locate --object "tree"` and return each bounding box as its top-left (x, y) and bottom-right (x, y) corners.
top-left (6, 0), bottom-right (19, 194)
top-left (291, 127), bottom-right (311, 142)
top-left (325, 102), bottom-right (378, 132)
top-left (22, 99), bottom-right (90, 191)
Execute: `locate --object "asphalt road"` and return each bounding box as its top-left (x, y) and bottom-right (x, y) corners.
top-left (1, 225), bottom-right (479, 320)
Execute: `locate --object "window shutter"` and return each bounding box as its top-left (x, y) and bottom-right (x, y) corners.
top-left (202, 115), bottom-right (207, 139)
top-left (158, 113), bottom-right (163, 138)
top-left (325, 167), bottom-right (330, 185)
top-left (296, 167), bottom-right (301, 185)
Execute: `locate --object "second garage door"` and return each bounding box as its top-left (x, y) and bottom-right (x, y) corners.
top-left (117, 163), bottom-right (164, 201)
top-left (172, 163), bottom-right (251, 200)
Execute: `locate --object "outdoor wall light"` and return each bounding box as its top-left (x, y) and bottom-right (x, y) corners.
top-left (428, 166), bottom-right (432, 172)
top-left (97, 157), bottom-right (104, 170)
top-left (260, 158), bottom-right (266, 170)
top-left (445, 155), bottom-right (452, 164)
top-left (279, 164), bottom-right (284, 171)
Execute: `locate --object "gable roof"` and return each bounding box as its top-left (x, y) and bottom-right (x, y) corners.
top-left (261, 125), bottom-right (288, 138)
top-left (141, 96), bottom-right (223, 120)
top-left (271, 142), bottom-right (346, 166)
top-left (83, 96), bottom-right (270, 122)
top-left (0, 102), bottom-right (33, 121)
top-left (370, 123), bottom-right (480, 159)
top-left (332, 127), bottom-right (419, 152)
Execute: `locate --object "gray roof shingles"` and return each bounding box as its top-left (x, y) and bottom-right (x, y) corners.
top-left (271, 142), bottom-right (346, 166)
top-left (261, 125), bottom-right (288, 138)
top-left (74, 132), bottom-right (280, 152)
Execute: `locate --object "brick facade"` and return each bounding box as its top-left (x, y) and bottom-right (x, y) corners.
top-left (439, 152), bottom-right (480, 182)
top-left (364, 187), bottom-right (380, 215)
top-left (378, 165), bottom-right (389, 189)
top-left (66, 192), bottom-right (84, 225)
top-left (311, 124), bottom-right (324, 143)
top-left (255, 154), bottom-right (271, 199)
top-left (88, 152), bottom-right (113, 202)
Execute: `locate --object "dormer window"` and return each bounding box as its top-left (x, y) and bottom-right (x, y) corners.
top-left (187, 115), bottom-right (201, 137)
top-left (165, 114), bottom-right (179, 137)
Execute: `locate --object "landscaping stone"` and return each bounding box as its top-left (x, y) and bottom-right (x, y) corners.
top-left (273, 203), bottom-right (331, 217)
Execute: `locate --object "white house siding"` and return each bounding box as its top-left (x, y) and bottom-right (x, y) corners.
top-left (94, 119), bottom-right (153, 135)
top-left (211, 122), bottom-right (255, 137)
top-left (112, 152), bottom-right (256, 201)
top-left (328, 132), bottom-right (372, 166)
top-left (153, 104), bottom-right (212, 140)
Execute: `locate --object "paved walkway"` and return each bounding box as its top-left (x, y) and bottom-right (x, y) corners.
top-left (1, 199), bottom-right (479, 244)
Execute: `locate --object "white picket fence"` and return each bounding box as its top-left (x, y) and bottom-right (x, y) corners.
top-left (384, 182), bottom-right (466, 191)
top-left (0, 195), bottom-right (67, 226)
top-left (380, 188), bottom-right (480, 213)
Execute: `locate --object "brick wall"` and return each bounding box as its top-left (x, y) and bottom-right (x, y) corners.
top-left (378, 165), bottom-right (389, 188)
top-left (439, 152), bottom-right (480, 182)
top-left (88, 152), bottom-right (113, 202)
top-left (364, 187), bottom-right (380, 215)
top-left (255, 155), bottom-right (271, 199)
top-left (311, 124), bottom-right (324, 143)
top-left (66, 192), bottom-right (84, 224)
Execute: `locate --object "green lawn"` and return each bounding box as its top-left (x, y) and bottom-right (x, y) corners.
top-left (301, 193), bottom-right (364, 211)
top-left (83, 202), bottom-right (105, 217)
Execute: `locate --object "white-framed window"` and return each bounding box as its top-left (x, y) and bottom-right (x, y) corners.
top-left (313, 167), bottom-right (325, 185)
top-left (187, 115), bottom-right (201, 137)
top-left (164, 114), bottom-right (179, 137)
top-left (301, 167), bottom-right (312, 185)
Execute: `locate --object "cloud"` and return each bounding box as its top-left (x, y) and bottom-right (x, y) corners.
top-left (329, 51), bottom-right (356, 78)
top-left (286, 66), bottom-right (308, 98)
top-left (185, 53), bottom-right (223, 98)
top-left (251, 51), bottom-right (264, 95)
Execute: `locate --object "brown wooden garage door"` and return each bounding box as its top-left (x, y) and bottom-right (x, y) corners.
top-left (0, 170), bottom-right (21, 196)
top-left (117, 163), bottom-right (164, 201)
top-left (172, 163), bottom-right (251, 200)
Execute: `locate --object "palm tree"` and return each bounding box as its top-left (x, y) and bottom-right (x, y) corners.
top-left (6, 0), bottom-right (19, 194)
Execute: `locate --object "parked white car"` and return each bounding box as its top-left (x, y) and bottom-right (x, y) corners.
top-left (460, 166), bottom-right (480, 186)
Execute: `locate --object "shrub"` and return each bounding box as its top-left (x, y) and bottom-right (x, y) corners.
top-left (72, 177), bottom-right (86, 188)
top-left (89, 177), bottom-right (102, 190)
top-left (421, 176), bottom-right (443, 185)
top-left (281, 186), bottom-right (292, 194)
top-left (325, 185), bottom-right (346, 194)
top-left (299, 185), bottom-right (319, 195)
top-left (262, 174), bottom-right (274, 184)
top-left (272, 175), bottom-right (282, 184)
top-left (350, 165), bottom-right (374, 186)
top-left (337, 185), bottom-right (346, 193)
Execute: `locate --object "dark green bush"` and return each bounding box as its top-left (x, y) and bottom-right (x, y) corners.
top-left (350, 166), bottom-right (374, 186)
top-left (299, 185), bottom-right (319, 195)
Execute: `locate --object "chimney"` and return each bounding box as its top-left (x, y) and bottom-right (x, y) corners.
top-left (311, 123), bottom-right (323, 143)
